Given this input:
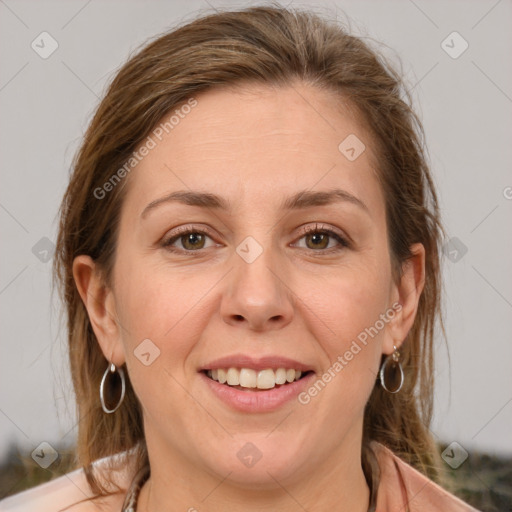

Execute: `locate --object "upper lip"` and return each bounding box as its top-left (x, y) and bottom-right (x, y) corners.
top-left (200, 354), bottom-right (314, 373)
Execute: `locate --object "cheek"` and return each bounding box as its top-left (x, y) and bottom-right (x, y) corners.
top-left (305, 260), bottom-right (390, 344)
top-left (297, 262), bottom-right (390, 401)
top-left (113, 258), bottom-right (216, 365)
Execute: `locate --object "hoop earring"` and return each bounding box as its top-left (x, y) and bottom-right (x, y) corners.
top-left (100, 362), bottom-right (126, 413)
top-left (379, 345), bottom-right (404, 394)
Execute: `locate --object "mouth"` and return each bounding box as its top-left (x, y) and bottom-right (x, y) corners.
top-left (199, 354), bottom-right (316, 412)
top-left (202, 367), bottom-right (313, 391)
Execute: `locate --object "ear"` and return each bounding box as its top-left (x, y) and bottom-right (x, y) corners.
top-left (384, 243), bottom-right (426, 355)
top-left (72, 255), bottom-right (126, 366)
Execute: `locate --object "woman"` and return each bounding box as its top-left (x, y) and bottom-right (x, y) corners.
top-left (0, 5), bottom-right (478, 512)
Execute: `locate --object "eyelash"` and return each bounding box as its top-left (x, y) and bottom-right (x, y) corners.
top-left (161, 223), bottom-right (350, 255)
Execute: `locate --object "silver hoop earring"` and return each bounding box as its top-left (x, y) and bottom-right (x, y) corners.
top-left (100, 363), bottom-right (126, 413)
top-left (379, 345), bottom-right (404, 394)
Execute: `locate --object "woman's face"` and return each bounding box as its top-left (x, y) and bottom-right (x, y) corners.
top-left (79, 81), bottom-right (423, 488)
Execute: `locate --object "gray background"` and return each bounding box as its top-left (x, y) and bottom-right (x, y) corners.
top-left (1, 0), bottom-right (511, 465)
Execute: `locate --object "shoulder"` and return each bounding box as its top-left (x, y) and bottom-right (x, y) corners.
top-left (0, 452), bottom-right (134, 512)
top-left (371, 441), bottom-right (480, 512)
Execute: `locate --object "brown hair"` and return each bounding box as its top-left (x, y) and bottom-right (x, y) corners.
top-left (54, 3), bottom-right (445, 499)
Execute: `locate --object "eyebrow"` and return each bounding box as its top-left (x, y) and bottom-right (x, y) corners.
top-left (140, 188), bottom-right (369, 219)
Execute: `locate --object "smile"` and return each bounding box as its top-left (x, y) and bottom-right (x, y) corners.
top-left (205, 367), bottom-right (308, 390)
top-left (200, 369), bottom-right (315, 413)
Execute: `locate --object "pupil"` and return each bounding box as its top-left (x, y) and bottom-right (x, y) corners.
top-left (185, 233), bottom-right (203, 249)
top-left (309, 233), bottom-right (327, 249)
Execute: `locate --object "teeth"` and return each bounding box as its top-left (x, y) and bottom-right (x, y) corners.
top-left (226, 368), bottom-right (240, 386)
top-left (217, 368), bottom-right (227, 384)
top-left (239, 368), bottom-right (257, 388)
top-left (257, 369), bottom-right (275, 389)
top-left (275, 368), bottom-right (287, 385)
top-left (206, 367), bottom-right (305, 389)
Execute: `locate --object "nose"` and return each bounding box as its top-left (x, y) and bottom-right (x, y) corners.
top-left (220, 245), bottom-right (294, 332)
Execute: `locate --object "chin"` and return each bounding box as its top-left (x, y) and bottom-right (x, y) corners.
top-left (203, 437), bottom-right (309, 488)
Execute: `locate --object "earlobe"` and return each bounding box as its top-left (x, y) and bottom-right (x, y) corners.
top-left (72, 255), bottom-right (125, 366)
top-left (384, 243), bottom-right (426, 354)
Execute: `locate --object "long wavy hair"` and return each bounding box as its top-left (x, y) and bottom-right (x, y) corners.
top-left (54, 3), bottom-right (445, 499)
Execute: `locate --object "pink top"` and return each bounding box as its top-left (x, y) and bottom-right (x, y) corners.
top-left (0, 442), bottom-right (479, 511)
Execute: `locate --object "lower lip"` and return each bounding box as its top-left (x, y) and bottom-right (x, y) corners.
top-left (200, 371), bottom-right (315, 413)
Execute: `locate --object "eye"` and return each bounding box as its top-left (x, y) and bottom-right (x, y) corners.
top-left (161, 226), bottom-right (217, 252)
top-left (161, 223), bottom-right (350, 254)
top-left (293, 224), bottom-right (350, 252)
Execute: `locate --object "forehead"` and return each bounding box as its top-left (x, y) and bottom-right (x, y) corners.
top-left (123, 81), bottom-right (384, 218)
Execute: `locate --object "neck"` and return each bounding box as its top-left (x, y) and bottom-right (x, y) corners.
top-left (137, 433), bottom-right (370, 512)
